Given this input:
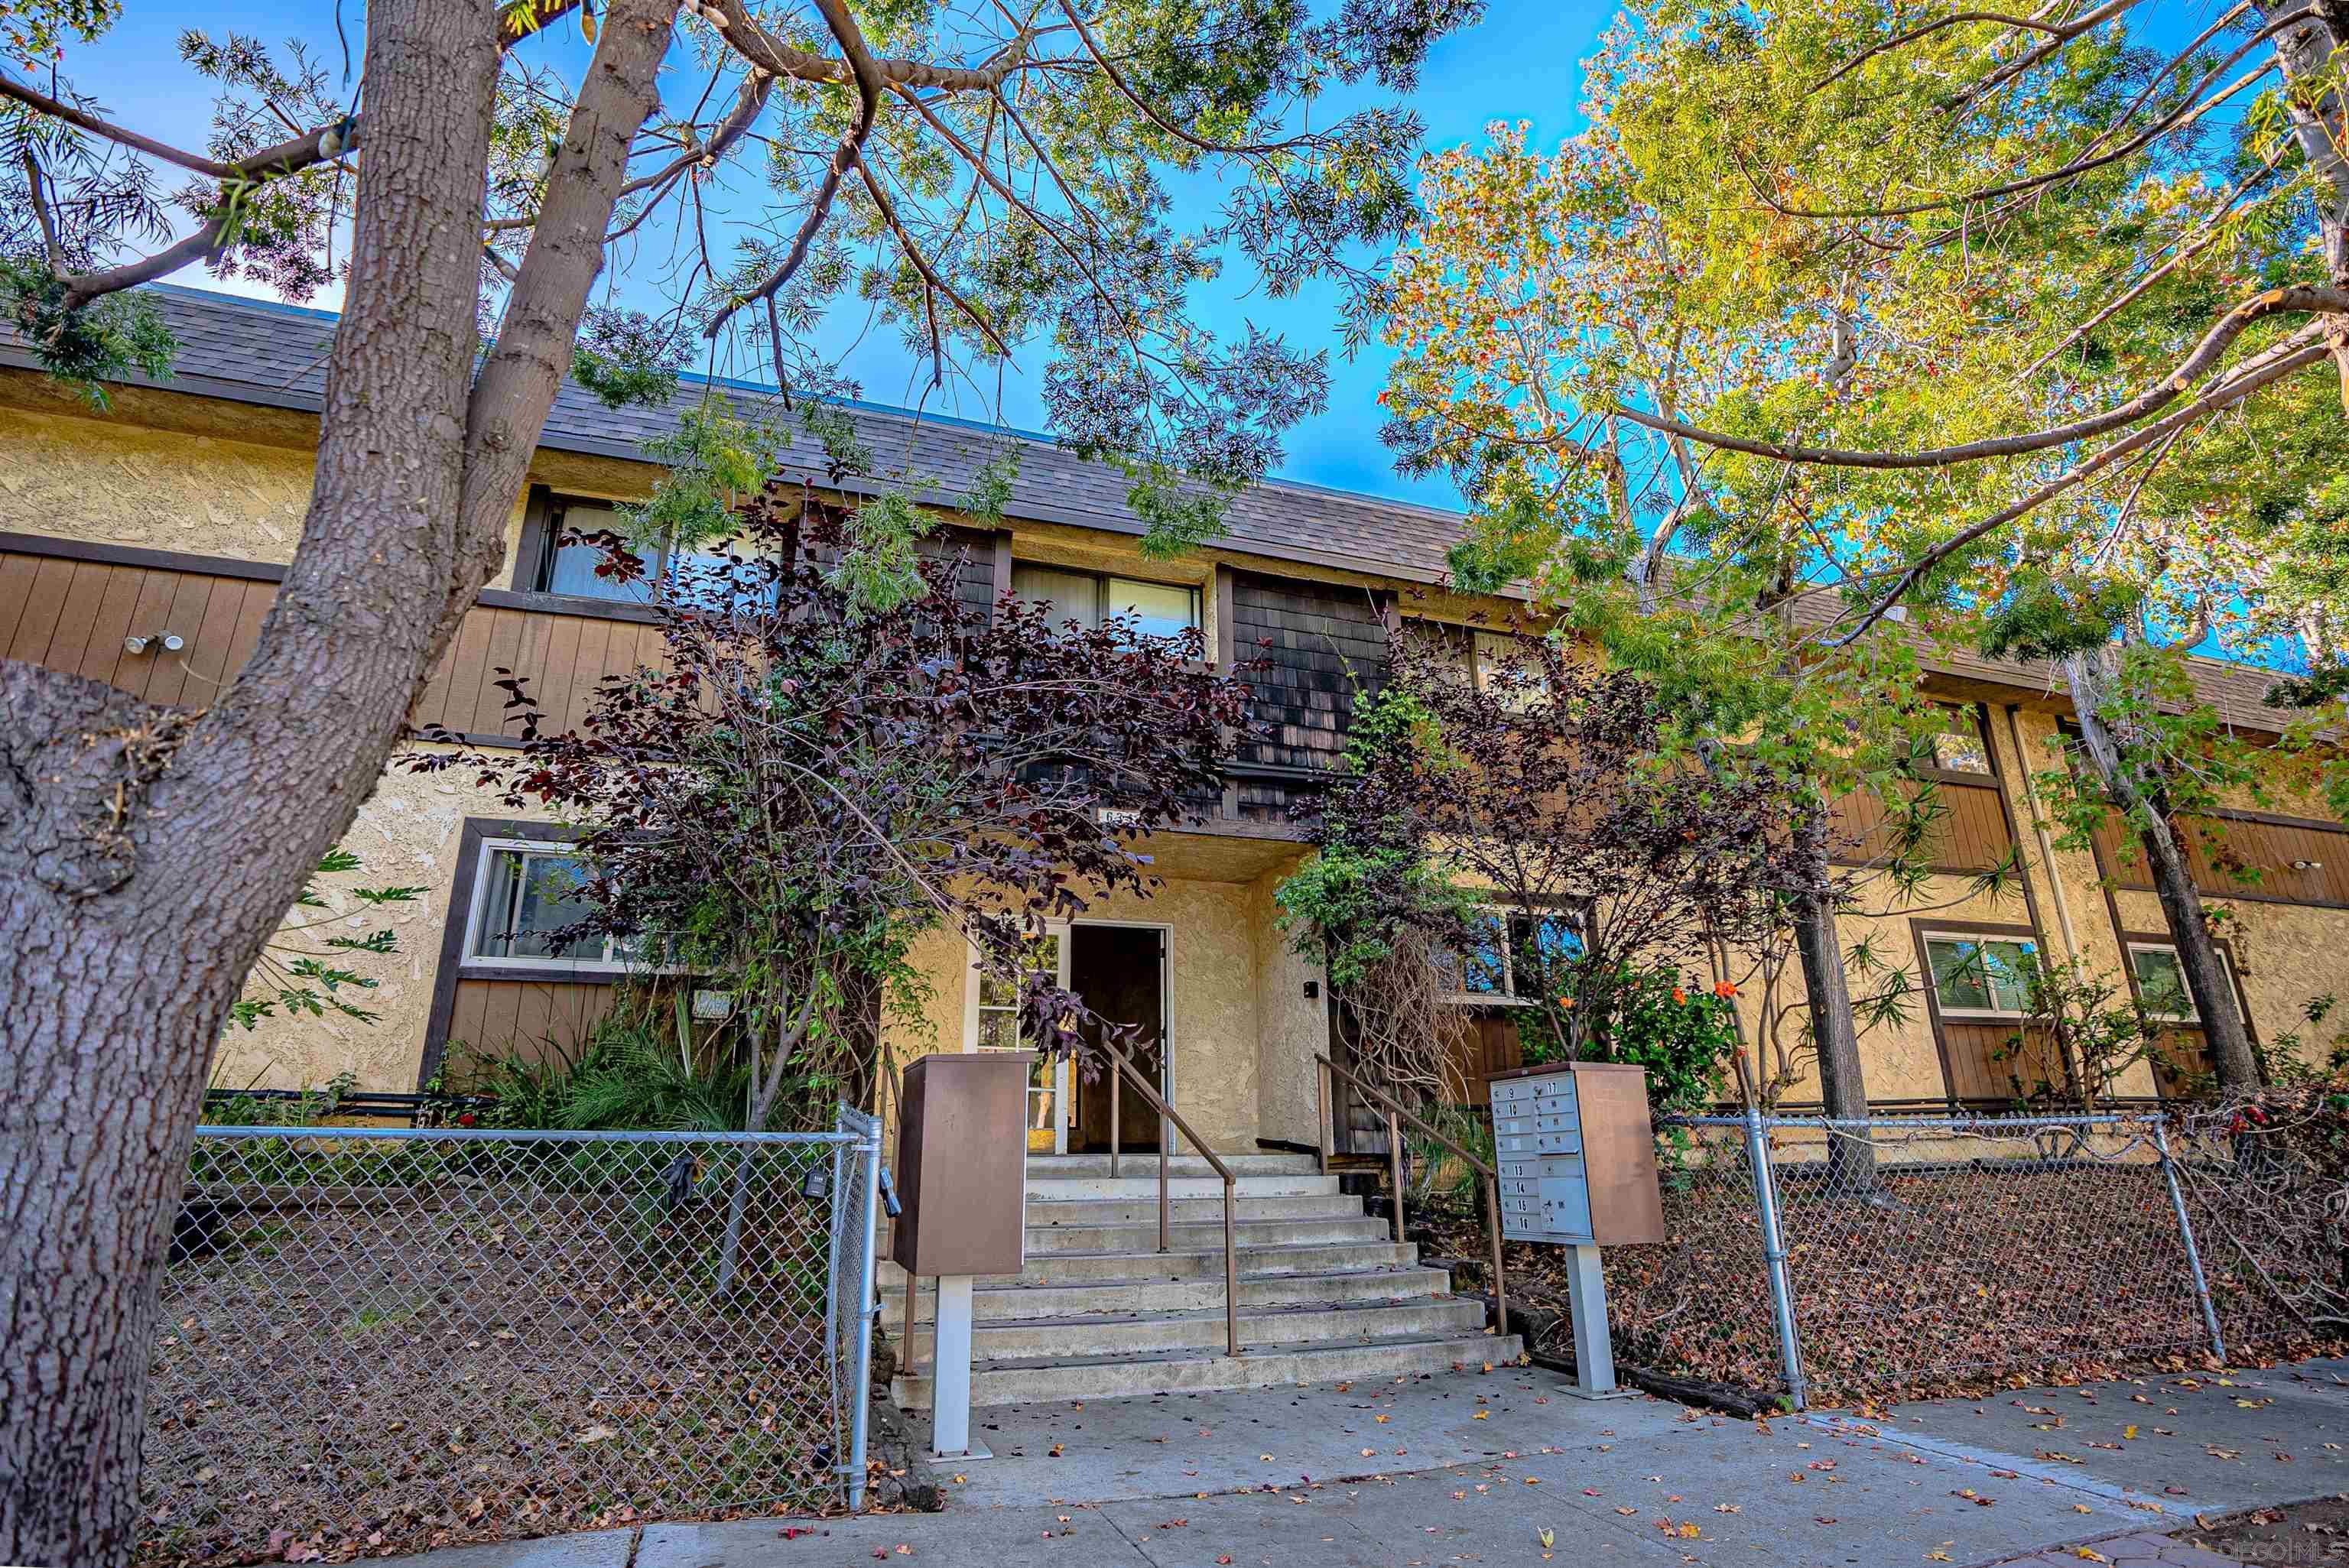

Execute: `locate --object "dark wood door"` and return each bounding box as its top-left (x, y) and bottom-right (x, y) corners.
top-left (1069, 923), bottom-right (1168, 1151)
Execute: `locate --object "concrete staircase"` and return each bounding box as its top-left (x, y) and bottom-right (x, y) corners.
top-left (882, 1151), bottom-right (1521, 1409)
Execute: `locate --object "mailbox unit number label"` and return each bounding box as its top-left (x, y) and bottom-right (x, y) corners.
top-left (1490, 1073), bottom-right (1595, 1245)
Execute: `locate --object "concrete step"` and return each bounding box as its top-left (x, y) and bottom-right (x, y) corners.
top-left (1020, 1216), bottom-right (1391, 1255)
top-left (880, 1263), bottom-right (1454, 1325)
top-left (892, 1330), bottom-right (1524, 1409)
top-left (879, 1238), bottom-right (1418, 1290)
top-left (1027, 1152), bottom-right (1321, 1178)
top-left (896, 1296), bottom-right (1489, 1362)
top-left (1024, 1173), bottom-right (1337, 1200)
top-left (1023, 1192), bottom-right (1364, 1226)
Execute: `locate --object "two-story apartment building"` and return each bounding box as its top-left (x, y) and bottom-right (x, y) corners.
top-left (8, 285), bottom-right (2349, 1159)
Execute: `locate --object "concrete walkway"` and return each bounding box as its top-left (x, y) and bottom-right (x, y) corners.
top-left (408, 1357), bottom-right (2349, 1568)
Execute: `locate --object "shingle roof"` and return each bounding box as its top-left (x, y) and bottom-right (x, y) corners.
top-left (0, 284), bottom-right (1478, 588)
top-left (0, 284), bottom-right (2308, 735)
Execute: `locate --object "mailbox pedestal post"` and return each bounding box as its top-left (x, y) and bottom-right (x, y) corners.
top-left (1485, 1062), bottom-right (1663, 1401)
top-left (1563, 1244), bottom-right (1616, 1398)
top-left (929, 1275), bottom-right (983, 1459)
top-left (891, 1051), bottom-right (1034, 1463)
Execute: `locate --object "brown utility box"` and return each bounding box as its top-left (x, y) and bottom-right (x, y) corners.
top-left (892, 1051), bottom-right (1034, 1276)
top-left (1484, 1061), bottom-right (1667, 1246)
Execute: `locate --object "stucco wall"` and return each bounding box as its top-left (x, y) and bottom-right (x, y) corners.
top-left (0, 402), bottom-right (651, 589)
top-left (876, 878), bottom-right (1275, 1154)
top-left (1250, 862), bottom-right (1327, 1148)
top-left (210, 745), bottom-right (566, 1092)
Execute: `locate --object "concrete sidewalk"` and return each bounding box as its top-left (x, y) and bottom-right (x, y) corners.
top-left (409, 1358), bottom-right (2349, 1568)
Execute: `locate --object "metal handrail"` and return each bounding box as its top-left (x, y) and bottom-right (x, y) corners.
top-left (1314, 1052), bottom-right (1507, 1333)
top-left (1105, 1041), bottom-right (1242, 1358)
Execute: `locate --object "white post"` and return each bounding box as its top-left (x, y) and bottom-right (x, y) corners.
top-left (1564, 1243), bottom-right (1620, 1398)
top-left (928, 1273), bottom-right (989, 1459)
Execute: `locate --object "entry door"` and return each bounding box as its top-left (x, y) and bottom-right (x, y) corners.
top-left (1067, 923), bottom-right (1170, 1153)
top-left (963, 927), bottom-right (1071, 1154)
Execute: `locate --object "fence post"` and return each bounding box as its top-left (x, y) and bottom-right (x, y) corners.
top-left (1743, 1104), bottom-right (1808, 1412)
top-left (2154, 1116), bottom-right (2226, 1365)
top-left (838, 1107), bottom-right (885, 1511)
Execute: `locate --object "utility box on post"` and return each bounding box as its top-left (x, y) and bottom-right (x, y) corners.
top-left (1485, 1061), bottom-right (1666, 1397)
top-left (892, 1050), bottom-right (1033, 1461)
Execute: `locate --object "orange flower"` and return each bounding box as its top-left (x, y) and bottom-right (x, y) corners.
top-left (1672, 986), bottom-right (1688, 1005)
top-left (1555, 995), bottom-right (1575, 1009)
top-left (1712, 981), bottom-right (1739, 999)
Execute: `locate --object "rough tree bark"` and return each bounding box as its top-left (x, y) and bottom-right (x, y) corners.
top-left (0, 3), bottom-right (677, 1561)
top-left (1788, 795), bottom-right (1880, 1188)
top-left (2061, 648), bottom-right (2262, 1094)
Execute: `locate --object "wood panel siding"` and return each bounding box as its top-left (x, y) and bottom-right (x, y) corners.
top-left (2, 537), bottom-right (673, 742)
top-left (1938, 1021), bottom-right (2071, 1105)
top-left (442, 978), bottom-right (619, 1070)
top-left (1229, 571), bottom-right (1389, 824)
top-left (1444, 1014), bottom-right (1525, 1105)
top-left (1830, 778), bottom-right (2015, 873)
top-left (1, 552), bottom-right (279, 703)
top-left (2091, 810), bottom-right (2349, 910)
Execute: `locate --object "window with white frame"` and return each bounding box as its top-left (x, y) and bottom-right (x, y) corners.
top-left (963, 929), bottom-right (1067, 1145)
top-left (1010, 563), bottom-right (1200, 641)
top-left (1922, 931), bottom-right (2039, 1018)
top-left (464, 841), bottom-right (642, 973)
top-left (1473, 629), bottom-right (1550, 711)
top-left (1439, 905), bottom-right (1584, 1004)
top-left (2129, 942), bottom-right (2242, 1024)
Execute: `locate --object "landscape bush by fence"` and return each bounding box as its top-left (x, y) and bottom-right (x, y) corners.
top-left (138, 1116), bottom-right (880, 1566)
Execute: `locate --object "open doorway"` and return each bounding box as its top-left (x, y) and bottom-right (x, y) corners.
top-left (1068, 923), bottom-right (1169, 1153)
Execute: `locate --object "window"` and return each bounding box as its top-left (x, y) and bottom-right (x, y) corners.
top-left (1930, 713), bottom-right (1993, 775)
top-left (534, 498), bottom-right (773, 610)
top-left (1473, 630), bottom-right (1550, 710)
top-left (1010, 563), bottom-right (1200, 640)
top-left (1441, 906), bottom-right (1584, 1004)
top-left (465, 842), bottom-right (642, 972)
top-left (965, 930), bottom-right (1067, 1149)
top-left (1924, 932), bottom-right (2039, 1018)
top-left (535, 501), bottom-right (648, 603)
top-left (2129, 943), bottom-right (2242, 1024)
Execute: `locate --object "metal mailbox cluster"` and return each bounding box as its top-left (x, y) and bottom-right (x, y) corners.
top-left (1489, 1062), bottom-right (1666, 1248)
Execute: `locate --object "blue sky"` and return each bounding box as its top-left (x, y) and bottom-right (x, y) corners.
top-left (73, 2), bottom-right (1619, 509)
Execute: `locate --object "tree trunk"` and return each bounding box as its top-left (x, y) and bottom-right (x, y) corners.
top-left (2062, 649), bottom-right (2261, 1095)
top-left (2274, 9), bottom-right (2349, 403)
top-left (0, 5), bottom-right (675, 1560)
top-left (1789, 797), bottom-right (1878, 1190)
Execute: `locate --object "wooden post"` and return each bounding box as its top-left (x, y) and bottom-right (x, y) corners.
top-left (1316, 1057), bottom-right (1332, 1173)
top-left (1386, 1108), bottom-right (1405, 1243)
top-left (1484, 1174), bottom-right (1507, 1334)
top-left (1110, 1063), bottom-right (1121, 1179)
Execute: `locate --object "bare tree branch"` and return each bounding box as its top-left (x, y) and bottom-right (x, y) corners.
top-left (1612, 283), bottom-right (2349, 469)
top-left (1820, 333), bottom-right (2334, 647)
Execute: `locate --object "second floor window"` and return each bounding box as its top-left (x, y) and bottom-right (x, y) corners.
top-left (534, 498), bottom-right (767, 609)
top-left (1011, 563), bottom-right (1200, 640)
top-left (1924, 931), bottom-right (2037, 1018)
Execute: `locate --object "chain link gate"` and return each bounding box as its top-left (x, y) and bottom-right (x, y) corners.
top-left (141, 1111), bottom-right (883, 1563)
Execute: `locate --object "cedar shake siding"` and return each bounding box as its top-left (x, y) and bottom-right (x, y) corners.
top-left (1228, 570), bottom-right (1390, 825)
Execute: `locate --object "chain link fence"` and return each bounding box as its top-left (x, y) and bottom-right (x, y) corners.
top-left (139, 1115), bottom-right (882, 1565)
top-left (1601, 1112), bottom-right (2224, 1409)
